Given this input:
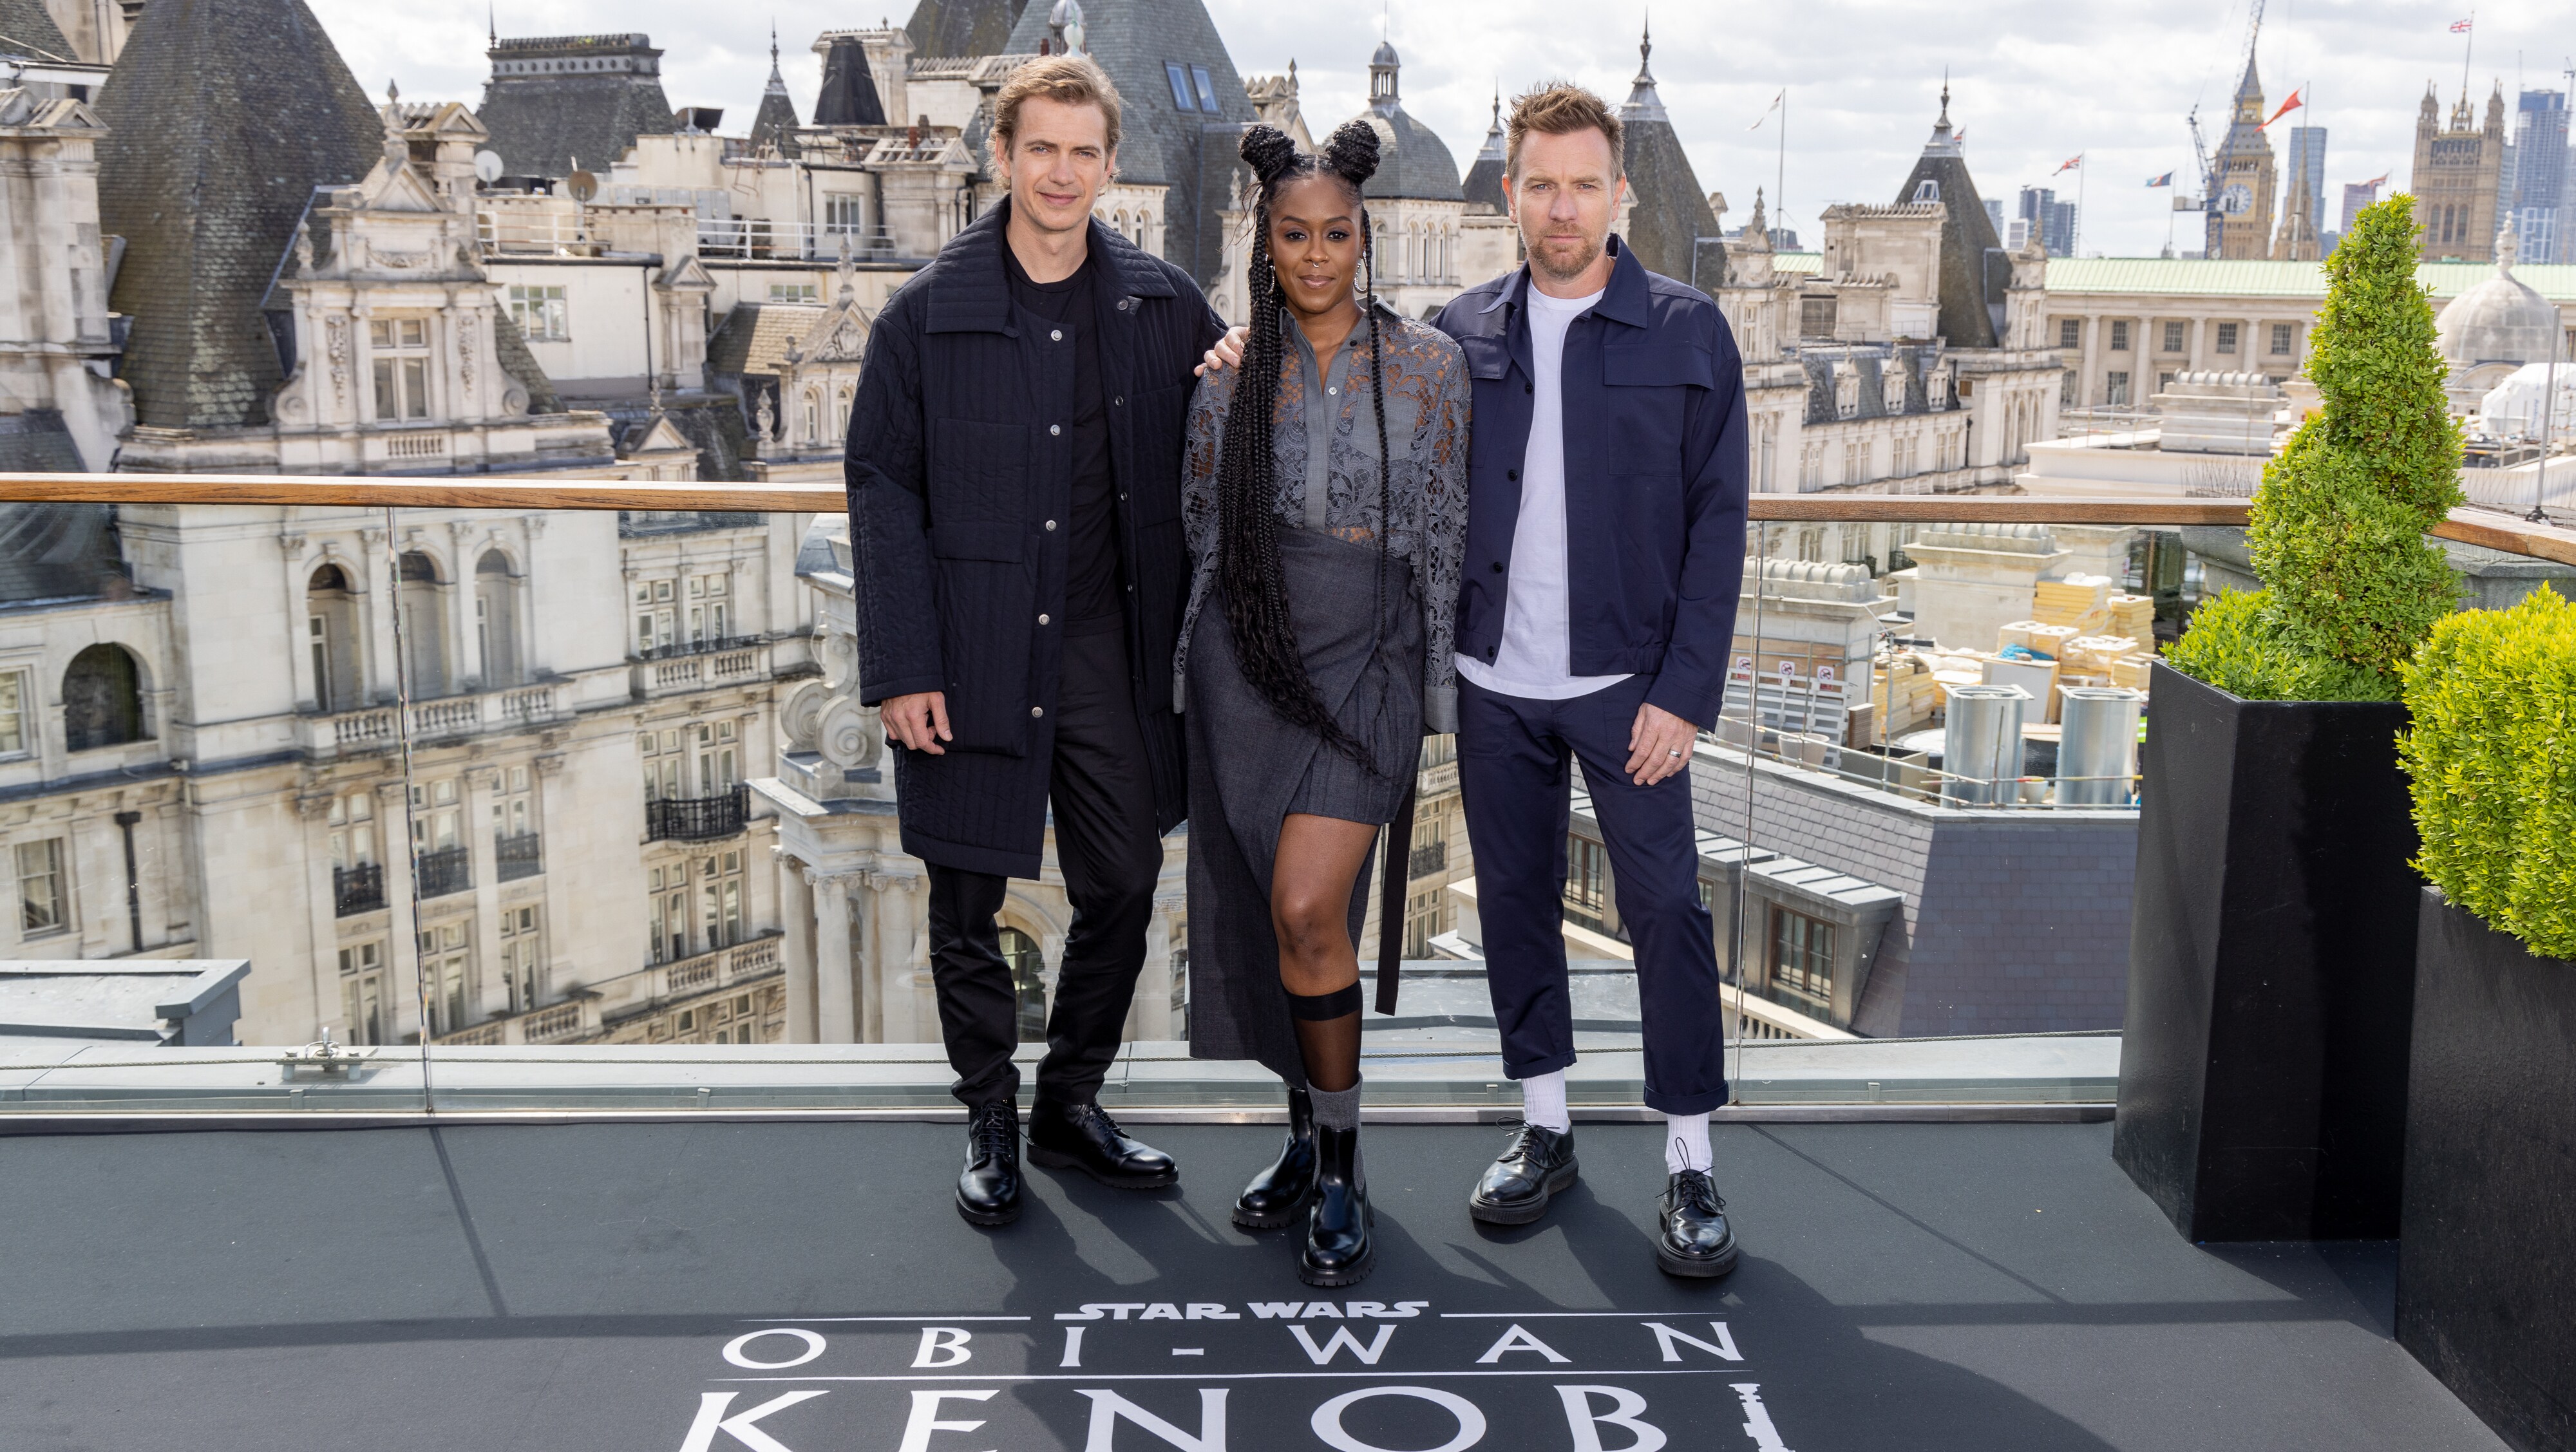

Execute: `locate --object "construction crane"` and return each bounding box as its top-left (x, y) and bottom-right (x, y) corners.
top-left (2187, 0), bottom-right (2267, 250)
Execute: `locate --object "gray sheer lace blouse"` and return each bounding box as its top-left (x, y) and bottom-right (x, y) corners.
top-left (1175, 304), bottom-right (1472, 733)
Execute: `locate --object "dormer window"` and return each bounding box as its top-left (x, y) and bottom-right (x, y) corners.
top-left (1165, 62), bottom-right (1195, 110)
top-left (370, 318), bottom-right (431, 421)
top-left (1912, 179), bottom-right (1939, 203)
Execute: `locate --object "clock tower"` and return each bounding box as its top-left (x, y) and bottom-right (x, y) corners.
top-left (2207, 56), bottom-right (2278, 260)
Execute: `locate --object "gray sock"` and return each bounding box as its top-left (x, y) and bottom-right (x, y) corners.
top-left (1309, 1081), bottom-right (1362, 1131)
top-left (1309, 1080), bottom-right (1364, 1189)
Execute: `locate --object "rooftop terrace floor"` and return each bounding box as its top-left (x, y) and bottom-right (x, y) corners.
top-left (0, 1119), bottom-right (2500, 1451)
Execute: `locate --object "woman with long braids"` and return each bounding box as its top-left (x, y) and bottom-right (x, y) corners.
top-left (1175, 121), bottom-right (1470, 1286)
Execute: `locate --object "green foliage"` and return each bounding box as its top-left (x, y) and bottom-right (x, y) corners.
top-left (2164, 587), bottom-right (2401, 702)
top-left (2172, 194), bottom-right (2465, 699)
top-left (2401, 587), bottom-right (2576, 959)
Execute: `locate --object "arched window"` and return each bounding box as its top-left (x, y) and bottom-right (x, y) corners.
top-left (1001, 926), bottom-right (1047, 1041)
top-left (396, 551), bottom-right (449, 698)
top-left (833, 384), bottom-right (855, 444)
top-left (802, 388), bottom-right (822, 446)
top-left (306, 563), bottom-right (362, 712)
top-left (63, 643), bottom-right (144, 751)
top-left (474, 551), bottom-right (521, 688)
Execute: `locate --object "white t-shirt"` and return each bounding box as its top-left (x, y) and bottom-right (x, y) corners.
top-left (1455, 284), bottom-right (1633, 701)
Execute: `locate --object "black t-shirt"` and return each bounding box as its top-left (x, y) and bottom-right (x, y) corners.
top-left (1003, 248), bottom-right (1123, 634)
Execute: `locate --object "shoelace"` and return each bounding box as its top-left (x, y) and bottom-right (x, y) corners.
top-left (1671, 1169), bottom-right (1724, 1218)
top-left (1506, 1122), bottom-right (1558, 1162)
top-left (971, 1108), bottom-right (1016, 1160)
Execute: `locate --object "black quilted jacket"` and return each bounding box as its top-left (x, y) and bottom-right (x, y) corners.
top-left (844, 202), bottom-right (1224, 876)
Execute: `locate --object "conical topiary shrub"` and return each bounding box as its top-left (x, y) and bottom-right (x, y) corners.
top-left (2166, 193), bottom-right (2465, 701)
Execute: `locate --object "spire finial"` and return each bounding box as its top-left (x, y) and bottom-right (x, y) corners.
top-left (1939, 67), bottom-right (1950, 126)
top-left (487, 1), bottom-right (494, 45)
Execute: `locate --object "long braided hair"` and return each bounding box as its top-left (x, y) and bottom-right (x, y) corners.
top-left (1220, 120), bottom-right (1394, 771)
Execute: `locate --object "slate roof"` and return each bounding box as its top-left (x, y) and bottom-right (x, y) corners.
top-left (0, 411), bottom-right (82, 474)
top-left (0, 498), bottom-right (133, 605)
top-left (904, 0), bottom-right (1027, 60)
top-left (749, 39), bottom-right (801, 156)
top-left (1000, 0), bottom-right (1252, 288)
top-left (1618, 31), bottom-right (1719, 286)
top-left (813, 37), bottom-right (887, 127)
top-left (0, 0), bottom-right (73, 61)
top-left (706, 301), bottom-right (825, 379)
top-left (477, 35), bottom-right (674, 178)
top-left (1889, 91), bottom-right (2003, 350)
top-left (1462, 95), bottom-right (1506, 214)
top-left (1354, 47), bottom-right (1461, 203)
top-left (94, 0), bottom-right (388, 431)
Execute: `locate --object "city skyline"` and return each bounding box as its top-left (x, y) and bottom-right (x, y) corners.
top-left (312, 0), bottom-right (2570, 258)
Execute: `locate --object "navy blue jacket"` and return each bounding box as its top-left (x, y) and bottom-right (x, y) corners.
top-left (845, 203), bottom-right (1223, 876)
top-left (1432, 237), bottom-right (1749, 728)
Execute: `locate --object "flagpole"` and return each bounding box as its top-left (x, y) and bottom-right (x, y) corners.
top-left (2061, 155), bottom-right (2081, 254)
top-left (2461, 10), bottom-right (2474, 103)
top-left (1776, 88), bottom-right (1787, 249)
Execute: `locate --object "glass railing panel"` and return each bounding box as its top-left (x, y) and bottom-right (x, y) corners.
top-left (0, 490), bottom-right (2562, 1115)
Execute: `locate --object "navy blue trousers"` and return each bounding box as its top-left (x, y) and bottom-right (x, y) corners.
top-left (1457, 674), bottom-right (1730, 1115)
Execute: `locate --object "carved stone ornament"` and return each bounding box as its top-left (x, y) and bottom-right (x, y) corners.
top-left (780, 679), bottom-right (828, 751)
top-left (325, 317), bottom-right (349, 405)
top-left (1834, 368), bottom-right (1860, 420)
top-left (817, 692), bottom-right (880, 771)
top-left (753, 389), bottom-right (776, 443)
top-left (457, 322), bottom-right (477, 401)
top-left (816, 626), bottom-right (860, 690)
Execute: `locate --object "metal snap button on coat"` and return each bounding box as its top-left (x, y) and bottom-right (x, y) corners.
top-left (1031, 706), bottom-right (1045, 718)
top-left (1050, 328), bottom-right (1063, 341)
top-left (1050, 424), bottom-right (1062, 436)
top-left (1037, 613), bottom-right (1050, 625)
top-left (1044, 520), bottom-right (1057, 531)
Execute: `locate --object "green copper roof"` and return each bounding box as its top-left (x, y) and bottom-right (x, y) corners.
top-left (2045, 256), bottom-right (2576, 303)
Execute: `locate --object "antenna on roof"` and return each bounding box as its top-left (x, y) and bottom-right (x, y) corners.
top-left (487, 2), bottom-right (495, 45)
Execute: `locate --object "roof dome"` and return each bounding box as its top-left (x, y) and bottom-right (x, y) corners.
top-left (2438, 219), bottom-right (2557, 368)
top-left (1355, 42), bottom-right (1463, 202)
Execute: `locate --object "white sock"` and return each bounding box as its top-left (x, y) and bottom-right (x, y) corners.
top-left (1664, 1111), bottom-right (1712, 1174)
top-left (1520, 1069), bottom-right (1570, 1132)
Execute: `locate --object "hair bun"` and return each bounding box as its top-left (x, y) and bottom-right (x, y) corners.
top-left (1321, 118), bottom-right (1381, 189)
top-left (1239, 125), bottom-right (1300, 184)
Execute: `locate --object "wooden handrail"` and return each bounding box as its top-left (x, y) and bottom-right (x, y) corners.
top-left (0, 473), bottom-right (2568, 567)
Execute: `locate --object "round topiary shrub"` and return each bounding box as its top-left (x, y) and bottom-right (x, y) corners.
top-left (2167, 193), bottom-right (2465, 701)
top-left (2401, 585), bottom-right (2576, 957)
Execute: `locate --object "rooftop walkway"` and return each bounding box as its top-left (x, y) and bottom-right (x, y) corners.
top-left (0, 1118), bottom-right (2503, 1451)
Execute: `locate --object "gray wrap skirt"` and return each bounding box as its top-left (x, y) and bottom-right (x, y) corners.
top-left (1183, 529), bottom-right (1425, 1082)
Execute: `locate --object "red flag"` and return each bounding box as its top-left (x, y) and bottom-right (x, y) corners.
top-left (2262, 88), bottom-right (2304, 127)
top-left (2052, 155), bottom-right (2083, 175)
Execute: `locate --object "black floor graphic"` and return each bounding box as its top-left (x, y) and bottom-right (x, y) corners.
top-left (0, 1122), bottom-right (2508, 1452)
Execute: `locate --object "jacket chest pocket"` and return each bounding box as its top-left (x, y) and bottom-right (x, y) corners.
top-left (1600, 341), bottom-right (1714, 476)
top-left (929, 415), bottom-right (1030, 522)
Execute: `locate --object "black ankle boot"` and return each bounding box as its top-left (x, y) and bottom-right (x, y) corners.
top-left (955, 1099), bottom-right (1021, 1227)
top-left (1299, 1124), bottom-right (1373, 1287)
top-left (1235, 1084), bottom-right (1318, 1231)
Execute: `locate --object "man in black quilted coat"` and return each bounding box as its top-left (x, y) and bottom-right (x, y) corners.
top-left (844, 56), bottom-right (1223, 1226)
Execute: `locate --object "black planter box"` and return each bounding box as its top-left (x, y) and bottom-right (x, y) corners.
top-left (2398, 889), bottom-right (2576, 1452)
top-left (2112, 663), bottom-right (2421, 1240)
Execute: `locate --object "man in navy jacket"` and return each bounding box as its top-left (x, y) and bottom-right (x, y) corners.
top-left (846, 57), bottom-right (1222, 1227)
top-left (1434, 85), bottom-right (1748, 1279)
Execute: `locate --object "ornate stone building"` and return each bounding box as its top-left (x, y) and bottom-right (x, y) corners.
top-left (2414, 81), bottom-right (2508, 263)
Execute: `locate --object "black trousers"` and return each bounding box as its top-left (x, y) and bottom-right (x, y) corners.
top-left (925, 627), bottom-right (1166, 1109)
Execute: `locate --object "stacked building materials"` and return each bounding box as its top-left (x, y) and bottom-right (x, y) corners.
top-left (2033, 572), bottom-right (2115, 634)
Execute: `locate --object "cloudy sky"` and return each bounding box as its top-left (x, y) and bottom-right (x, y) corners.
top-left (315, 0), bottom-right (2567, 258)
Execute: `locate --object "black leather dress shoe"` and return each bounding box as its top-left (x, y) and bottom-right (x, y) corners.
top-left (1299, 1124), bottom-right (1372, 1287)
top-left (1235, 1084), bottom-right (1318, 1230)
top-left (955, 1100), bottom-right (1021, 1227)
top-left (1654, 1169), bottom-right (1739, 1278)
top-left (1466, 1124), bottom-right (1578, 1225)
top-left (1026, 1098), bottom-right (1179, 1189)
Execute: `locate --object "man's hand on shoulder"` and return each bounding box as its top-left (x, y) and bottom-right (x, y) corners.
top-left (882, 692), bottom-right (951, 756)
top-left (1625, 701), bottom-right (1699, 786)
top-left (1195, 325), bottom-right (1249, 377)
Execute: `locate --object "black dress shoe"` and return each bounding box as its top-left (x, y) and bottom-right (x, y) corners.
top-left (1654, 1169), bottom-right (1739, 1279)
top-left (1026, 1098), bottom-right (1179, 1189)
top-left (955, 1100), bottom-right (1021, 1227)
top-left (1235, 1084), bottom-right (1318, 1230)
top-left (1300, 1124), bottom-right (1373, 1287)
top-left (1467, 1123), bottom-right (1578, 1225)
